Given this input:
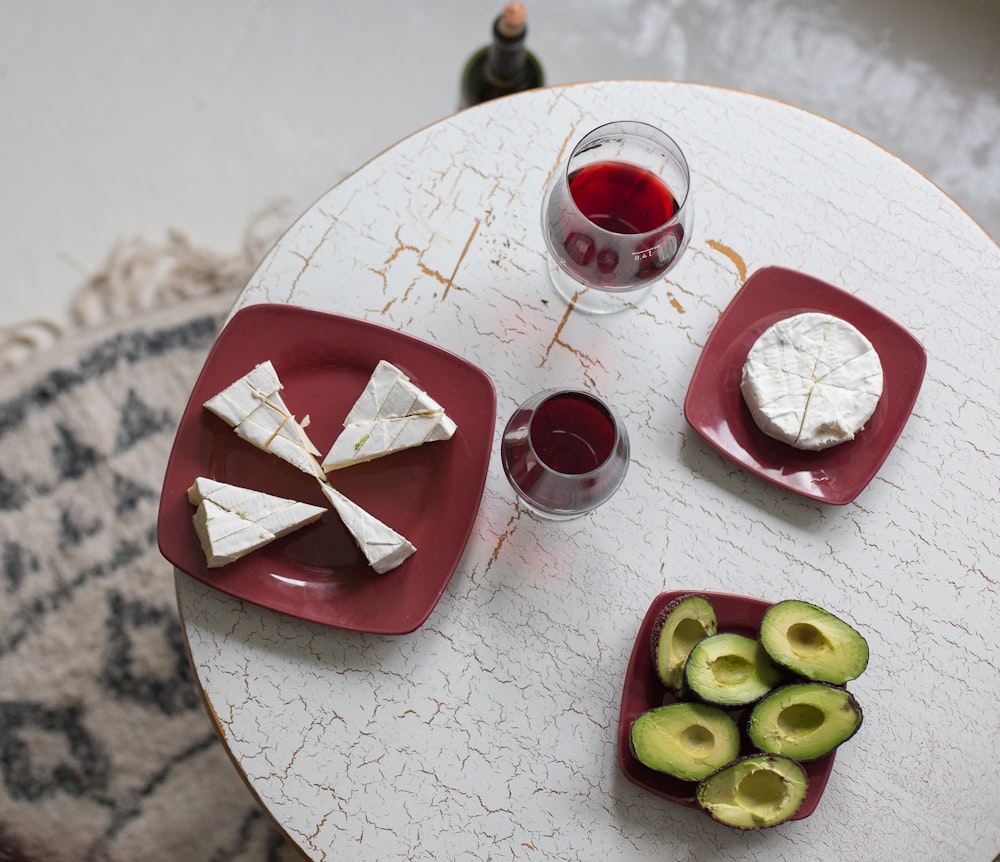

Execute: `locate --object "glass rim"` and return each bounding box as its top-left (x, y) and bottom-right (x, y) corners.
top-left (560, 120), bottom-right (692, 239)
top-left (524, 388), bottom-right (623, 479)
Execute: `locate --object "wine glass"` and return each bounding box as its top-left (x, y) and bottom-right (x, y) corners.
top-left (500, 388), bottom-right (630, 520)
top-left (540, 121), bottom-right (693, 315)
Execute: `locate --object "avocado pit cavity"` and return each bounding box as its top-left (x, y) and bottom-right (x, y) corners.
top-left (710, 654), bottom-right (753, 686)
top-left (680, 723), bottom-right (716, 755)
top-left (787, 622), bottom-right (832, 658)
top-left (674, 618), bottom-right (710, 658)
top-left (777, 703), bottom-right (825, 738)
top-left (735, 767), bottom-right (791, 817)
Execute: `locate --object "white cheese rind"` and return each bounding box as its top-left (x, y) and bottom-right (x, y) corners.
top-left (204, 360), bottom-right (326, 481)
top-left (322, 360), bottom-right (456, 471)
top-left (319, 484), bottom-right (416, 574)
top-left (187, 477), bottom-right (325, 567)
top-left (740, 312), bottom-right (884, 451)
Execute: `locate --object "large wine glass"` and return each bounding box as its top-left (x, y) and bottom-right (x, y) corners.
top-left (500, 388), bottom-right (630, 520)
top-left (541, 121), bottom-right (693, 314)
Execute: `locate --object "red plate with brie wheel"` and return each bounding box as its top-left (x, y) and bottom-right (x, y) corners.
top-left (618, 590), bottom-right (839, 820)
top-left (157, 304), bottom-right (496, 635)
top-left (683, 266), bottom-right (926, 505)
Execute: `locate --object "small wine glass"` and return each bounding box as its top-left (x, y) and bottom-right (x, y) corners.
top-left (500, 388), bottom-right (630, 520)
top-left (540, 120), bottom-right (693, 315)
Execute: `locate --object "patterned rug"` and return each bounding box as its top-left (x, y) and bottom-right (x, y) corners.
top-left (0, 224), bottom-right (306, 861)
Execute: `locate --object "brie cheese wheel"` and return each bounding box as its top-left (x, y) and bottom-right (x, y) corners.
top-left (322, 360), bottom-right (456, 471)
top-left (740, 312), bottom-right (884, 451)
top-left (187, 477), bottom-right (325, 567)
top-left (204, 360), bottom-right (326, 481)
top-left (319, 484), bottom-right (416, 574)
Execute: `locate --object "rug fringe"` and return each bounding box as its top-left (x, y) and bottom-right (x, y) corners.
top-left (0, 201), bottom-right (292, 373)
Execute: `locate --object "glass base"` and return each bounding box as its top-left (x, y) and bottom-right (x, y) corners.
top-left (546, 256), bottom-right (655, 315)
top-left (516, 497), bottom-right (592, 521)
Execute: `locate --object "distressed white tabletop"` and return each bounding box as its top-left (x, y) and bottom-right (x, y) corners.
top-left (175, 81), bottom-right (1000, 861)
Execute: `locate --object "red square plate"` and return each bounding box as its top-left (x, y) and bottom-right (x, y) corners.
top-left (158, 304), bottom-right (496, 635)
top-left (683, 266), bottom-right (926, 504)
top-left (617, 590), bottom-right (839, 820)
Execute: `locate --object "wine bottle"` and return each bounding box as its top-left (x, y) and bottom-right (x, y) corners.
top-left (459, 3), bottom-right (544, 108)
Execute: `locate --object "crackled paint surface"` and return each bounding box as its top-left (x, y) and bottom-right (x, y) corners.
top-left (176, 82), bottom-right (1000, 861)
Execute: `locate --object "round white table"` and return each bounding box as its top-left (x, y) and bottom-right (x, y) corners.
top-left (175, 81), bottom-right (1000, 861)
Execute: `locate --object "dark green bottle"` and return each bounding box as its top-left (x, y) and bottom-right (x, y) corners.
top-left (459, 3), bottom-right (544, 108)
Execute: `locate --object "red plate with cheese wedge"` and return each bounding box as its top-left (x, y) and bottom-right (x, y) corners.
top-left (158, 304), bottom-right (496, 634)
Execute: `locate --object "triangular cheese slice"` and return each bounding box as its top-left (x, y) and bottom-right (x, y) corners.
top-left (322, 360), bottom-right (456, 471)
top-left (319, 484), bottom-right (416, 574)
top-left (187, 477), bottom-right (325, 567)
top-left (204, 360), bottom-right (326, 481)
top-left (342, 359), bottom-right (445, 423)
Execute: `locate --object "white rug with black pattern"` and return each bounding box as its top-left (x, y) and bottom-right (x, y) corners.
top-left (0, 271), bottom-right (305, 861)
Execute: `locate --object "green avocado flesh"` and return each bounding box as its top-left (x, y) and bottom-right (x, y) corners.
top-left (651, 594), bottom-right (718, 695)
top-left (685, 633), bottom-right (784, 706)
top-left (696, 754), bottom-right (808, 830)
top-left (630, 702), bottom-right (741, 781)
top-left (759, 600), bottom-right (869, 684)
top-left (748, 682), bottom-right (862, 761)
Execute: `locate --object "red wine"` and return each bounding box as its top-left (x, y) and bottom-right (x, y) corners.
top-left (569, 161), bottom-right (679, 235)
top-left (545, 160), bottom-right (685, 290)
top-left (500, 389), bottom-right (630, 519)
top-left (529, 392), bottom-right (616, 474)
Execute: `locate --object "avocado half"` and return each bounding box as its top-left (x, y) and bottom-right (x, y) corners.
top-left (696, 754), bottom-right (808, 830)
top-left (759, 600), bottom-right (869, 684)
top-left (748, 682), bottom-right (863, 761)
top-left (630, 702), bottom-right (741, 781)
top-left (684, 633), bottom-right (784, 706)
top-left (650, 594), bottom-right (718, 695)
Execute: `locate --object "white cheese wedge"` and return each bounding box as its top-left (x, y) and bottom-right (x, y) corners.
top-left (343, 359), bottom-right (445, 424)
top-left (187, 477), bottom-right (326, 567)
top-left (319, 484), bottom-right (416, 574)
top-left (740, 312), bottom-right (884, 451)
top-left (322, 360), bottom-right (456, 471)
top-left (204, 360), bottom-right (326, 481)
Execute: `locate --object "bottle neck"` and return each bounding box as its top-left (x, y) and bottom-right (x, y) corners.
top-left (486, 17), bottom-right (527, 82)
